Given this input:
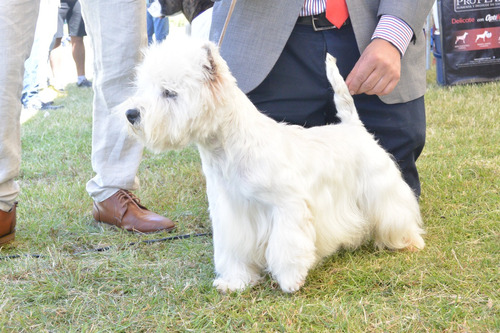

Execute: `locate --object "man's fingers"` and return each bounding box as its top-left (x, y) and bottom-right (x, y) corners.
top-left (345, 39), bottom-right (402, 96)
top-left (346, 63), bottom-right (374, 95)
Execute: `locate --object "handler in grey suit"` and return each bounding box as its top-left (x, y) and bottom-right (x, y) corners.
top-left (210, 0), bottom-right (435, 196)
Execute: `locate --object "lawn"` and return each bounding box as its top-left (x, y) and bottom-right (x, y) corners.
top-left (0, 68), bottom-right (498, 332)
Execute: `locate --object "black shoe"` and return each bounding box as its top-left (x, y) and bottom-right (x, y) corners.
top-left (40, 101), bottom-right (64, 110)
top-left (77, 78), bottom-right (92, 88)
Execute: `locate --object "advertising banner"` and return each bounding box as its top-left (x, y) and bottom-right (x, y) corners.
top-left (438, 0), bottom-right (500, 85)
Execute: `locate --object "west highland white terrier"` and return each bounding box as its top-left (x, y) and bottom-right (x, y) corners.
top-left (125, 36), bottom-right (425, 293)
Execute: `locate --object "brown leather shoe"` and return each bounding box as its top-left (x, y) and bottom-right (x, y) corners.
top-left (92, 190), bottom-right (175, 233)
top-left (0, 202), bottom-right (17, 245)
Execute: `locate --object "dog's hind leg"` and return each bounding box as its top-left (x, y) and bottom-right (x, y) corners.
top-left (366, 175), bottom-right (425, 252)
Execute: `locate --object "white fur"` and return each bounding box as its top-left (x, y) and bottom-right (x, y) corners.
top-left (126, 35), bottom-right (425, 293)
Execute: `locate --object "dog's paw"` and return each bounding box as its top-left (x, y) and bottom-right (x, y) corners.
top-left (403, 235), bottom-right (425, 252)
top-left (277, 277), bottom-right (305, 293)
top-left (213, 278), bottom-right (248, 293)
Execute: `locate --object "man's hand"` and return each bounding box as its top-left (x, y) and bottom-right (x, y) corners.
top-left (345, 38), bottom-right (401, 96)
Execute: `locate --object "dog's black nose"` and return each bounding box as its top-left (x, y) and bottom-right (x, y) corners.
top-left (126, 108), bottom-right (141, 124)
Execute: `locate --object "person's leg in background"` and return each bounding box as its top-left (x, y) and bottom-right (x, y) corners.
top-left (153, 15), bottom-right (169, 43)
top-left (71, 34), bottom-right (90, 86)
top-left (49, 2), bottom-right (70, 91)
top-left (80, 0), bottom-right (175, 233)
top-left (50, 0), bottom-right (91, 89)
top-left (146, 1), bottom-right (155, 45)
top-left (70, 1), bottom-right (91, 87)
top-left (0, 0), bottom-right (41, 245)
top-left (147, 0), bottom-right (169, 45)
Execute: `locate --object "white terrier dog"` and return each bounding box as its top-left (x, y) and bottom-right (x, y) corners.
top-left (126, 36), bottom-right (425, 293)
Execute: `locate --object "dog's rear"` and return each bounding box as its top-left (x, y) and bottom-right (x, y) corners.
top-left (325, 53), bottom-right (425, 252)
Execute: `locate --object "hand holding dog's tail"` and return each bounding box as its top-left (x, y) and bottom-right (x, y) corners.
top-left (325, 54), bottom-right (362, 126)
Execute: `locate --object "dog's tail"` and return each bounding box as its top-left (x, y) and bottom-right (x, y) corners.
top-left (325, 54), bottom-right (363, 126)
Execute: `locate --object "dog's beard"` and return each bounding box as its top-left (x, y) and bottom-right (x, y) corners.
top-left (132, 102), bottom-right (196, 152)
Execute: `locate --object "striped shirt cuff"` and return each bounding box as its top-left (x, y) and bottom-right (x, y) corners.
top-left (372, 15), bottom-right (413, 56)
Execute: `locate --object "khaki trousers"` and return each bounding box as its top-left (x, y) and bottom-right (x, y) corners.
top-left (0, 0), bottom-right (40, 211)
top-left (0, 0), bottom-right (148, 212)
top-left (80, 0), bottom-right (147, 202)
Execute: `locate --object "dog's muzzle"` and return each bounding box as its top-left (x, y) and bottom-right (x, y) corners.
top-left (126, 108), bottom-right (141, 125)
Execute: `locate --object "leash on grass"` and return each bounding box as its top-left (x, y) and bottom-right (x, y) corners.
top-left (0, 232), bottom-right (211, 261)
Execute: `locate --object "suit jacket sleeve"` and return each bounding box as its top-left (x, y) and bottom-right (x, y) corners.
top-left (377, 0), bottom-right (435, 41)
top-left (348, 0), bottom-right (434, 104)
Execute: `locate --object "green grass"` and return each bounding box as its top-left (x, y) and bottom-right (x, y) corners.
top-left (0, 69), bottom-right (498, 332)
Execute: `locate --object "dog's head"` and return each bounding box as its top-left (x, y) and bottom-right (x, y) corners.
top-left (126, 35), bottom-right (235, 152)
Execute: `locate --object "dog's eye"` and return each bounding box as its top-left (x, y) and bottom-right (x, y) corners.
top-left (162, 89), bottom-right (178, 98)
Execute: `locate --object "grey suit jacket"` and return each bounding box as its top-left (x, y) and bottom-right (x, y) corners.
top-left (209, 0), bottom-right (434, 104)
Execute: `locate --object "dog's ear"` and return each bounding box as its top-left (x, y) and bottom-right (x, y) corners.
top-left (201, 42), bottom-right (218, 81)
top-left (200, 41), bottom-right (235, 106)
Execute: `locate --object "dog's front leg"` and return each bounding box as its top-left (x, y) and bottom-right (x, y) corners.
top-left (212, 223), bottom-right (263, 292)
top-left (210, 194), bottom-right (263, 293)
top-left (213, 250), bottom-right (262, 293)
top-left (266, 204), bottom-right (317, 293)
